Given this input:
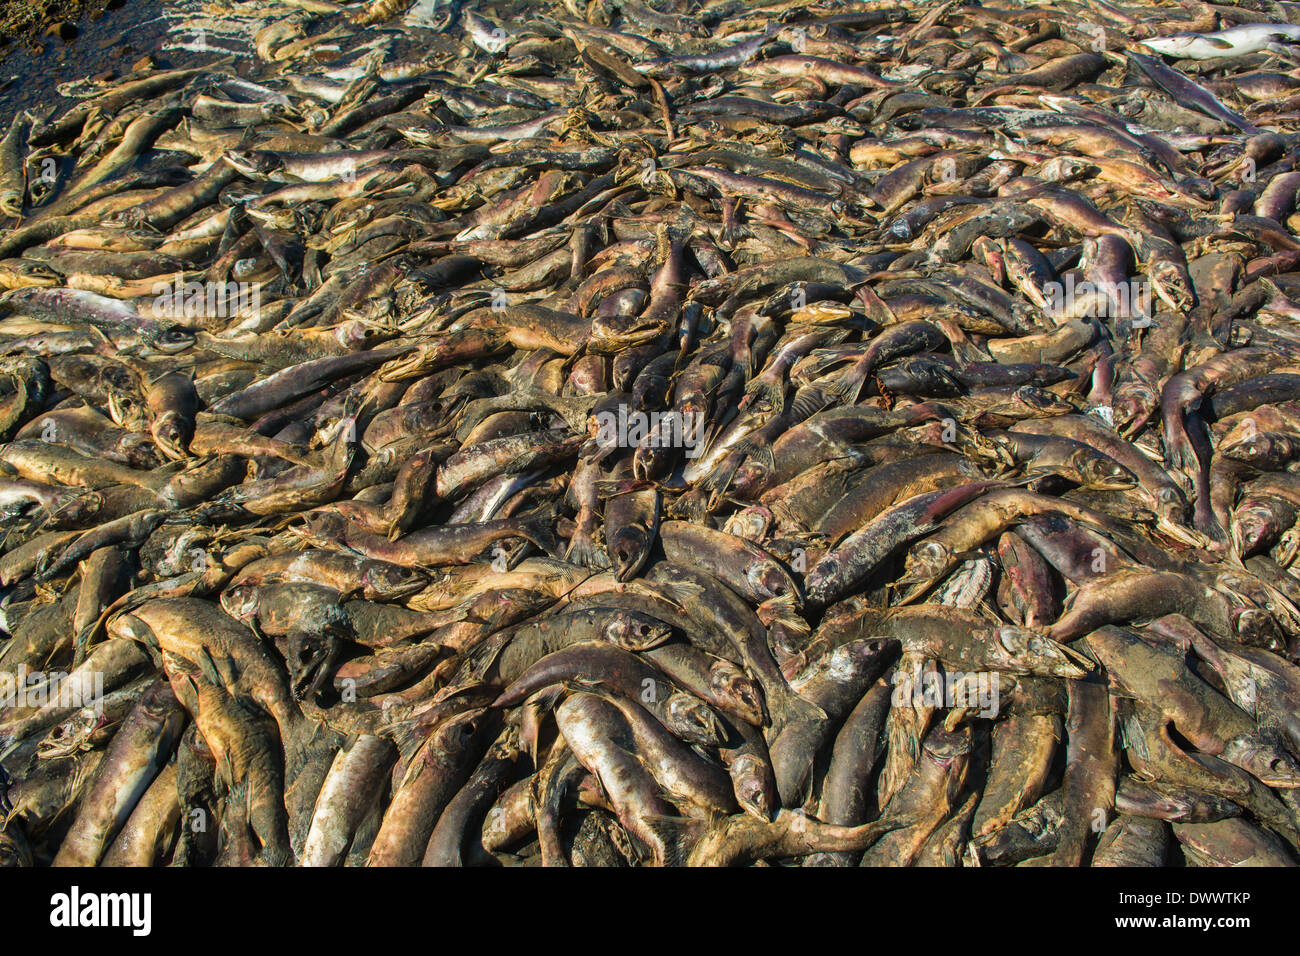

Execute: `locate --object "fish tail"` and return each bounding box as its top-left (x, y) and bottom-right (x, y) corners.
top-left (639, 813), bottom-right (705, 867)
top-left (700, 451), bottom-right (746, 508)
top-left (825, 368), bottom-right (867, 406)
top-left (563, 534), bottom-right (611, 570)
top-left (668, 486), bottom-right (711, 522)
top-left (514, 510), bottom-right (561, 558)
top-left (741, 376), bottom-right (785, 412)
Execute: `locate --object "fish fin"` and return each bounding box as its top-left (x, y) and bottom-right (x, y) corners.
top-left (889, 575), bottom-right (935, 607)
top-left (757, 592), bottom-right (808, 634)
top-left (564, 535), bottom-right (612, 570)
top-left (824, 369), bottom-right (867, 406)
top-left (514, 509), bottom-right (560, 558)
top-left (783, 387), bottom-right (830, 427)
top-left (1118, 712), bottom-right (1149, 760)
top-left (460, 629), bottom-right (515, 682)
top-left (196, 645), bottom-right (234, 690)
top-left (655, 580), bottom-right (704, 608)
top-left (639, 813), bottom-right (705, 867)
top-left (667, 486), bottom-right (711, 523)
top-left (741, 377), bottom-right (785, 413)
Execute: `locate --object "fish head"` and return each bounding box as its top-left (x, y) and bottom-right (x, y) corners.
top-left (899, 539), bottom-right (952, 591)
top-left (147, 326), bottom-right (198, 355)
top-left (1113, 387), bottom-right (1157, 436)
top-left (1222, 734), bottom-right (1300, 789)
top-left (922, 724), bottom-right (973, 766)
top-left (1151, 486), bottom-right (1189, 529)
top-left (49, 490), bottom-right (102, 527)
top-left (1013, 385), bottom-right (1075, 416)
top-left (1232, 502), bottom-right (1280, 557)
top-left (35, 708), bottom-right (99, 759)
top-left (590, 312), bottom-right (670, 351)
top-left (106, 610), bottom-right (156, 647)
top-left (1232, 606), bottom-right (1285, 653)
top-left (1076, 452), bottom-right (1137, 490)
top-left (887, 215), bottom-right (915, 241)
top-left (993, 626), bottom-right (1092, 678)
top-left (723, 505), bottom-right (773, 542)
top-left (609, 525), bottom-right (653, 582)
top-left (433, 707), bottom-right (488, 751)
top-left (335, 318), bottom-right (396, 350)
top-left (362, 563), bottom-right (428, 601)
top-left (729, 754), bottom-right (776, 821)
top-left (1222, 432), bottom-right (1286, 466)
top-left (152, 416), bottom-right (192, 461)
top-left (218, 583), bottom-right (260, 623)
top-left (1139, 36), bottom-right (1196, 56)
top-left (747, 559), bottom-right (802, 608)
top-left (1177, 175), bottom-right (1216, 201)
top-left (1040, 157), bottom-right (1096, 184)
top-left (709, 660), bottom-right (767, 727)
top-left (665, 691), bottom-right (726, 747)
top-left (605, 611), bottom-right (673, 651)
top-left (6, 261), bottom-right (58, 287)
top-left (287, 629), bottom-right (342, 702)
top-left (222, 149), bottom-right (281, 179)
top-left (728, 462), bottom-right (769, 499)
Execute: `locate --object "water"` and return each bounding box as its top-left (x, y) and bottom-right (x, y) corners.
top-left (0, 0), bottom-right (169, 118)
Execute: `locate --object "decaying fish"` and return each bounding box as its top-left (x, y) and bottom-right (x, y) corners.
top-left (3, 0), bottom-right (1300, 870)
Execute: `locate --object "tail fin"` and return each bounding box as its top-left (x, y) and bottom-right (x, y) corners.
top-left (513, 509), bottom-right (560, 558)
top-left (640, 813), bottom-right (706, 867)
top-left (564, 534), bottom-right (612, 570)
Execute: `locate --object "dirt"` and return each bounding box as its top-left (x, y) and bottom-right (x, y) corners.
top-left (0, 0), bottom-right (120, 52)
top-left (0, 0), bottom-right (170, 118)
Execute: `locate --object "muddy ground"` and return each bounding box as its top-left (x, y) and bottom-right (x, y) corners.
top-left (0, 0), bottom-right (119, 52)
top-left (0, 0), bottom-right (170, 116)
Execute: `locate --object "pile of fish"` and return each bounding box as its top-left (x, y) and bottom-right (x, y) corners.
top-left (5, 0), bottom-right (1300, 867)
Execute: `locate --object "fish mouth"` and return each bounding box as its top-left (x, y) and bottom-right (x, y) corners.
top-left (1248, 769), bottom-right (1300, 789)
top-left (288, 632), bottom-right (344, 702)
top-left (1154, 515), bottom-right (1207, 549)
top-left (154, 429), bottom-right (190, 462)
top-left (891, 577), bottom-right (933, 606)
top-left (999, 627), bottom-right (1094, 679)
top-left (1086, 476), bottom-right (1139, 492)
top-left (610, 535), bottom-right (649, 582)
top-left (148, 327), bottom-right (198, 354)
top-left (592, 323), bottom-right (670, 351)
top-left (731, 759), bottom-right (775, 821)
